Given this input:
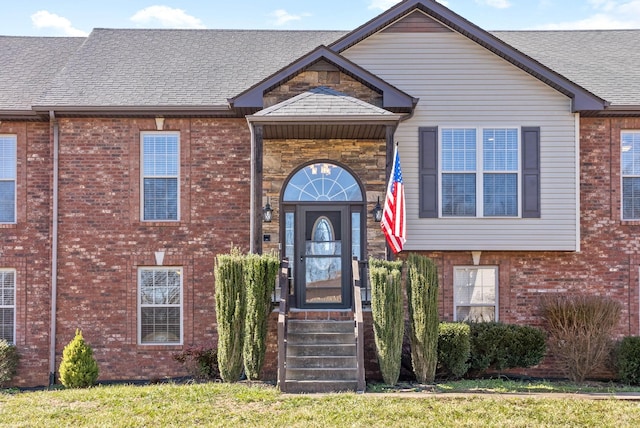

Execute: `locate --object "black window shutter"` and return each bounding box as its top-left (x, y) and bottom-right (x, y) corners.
top-left (419, 126), bottom-right (438, 218)
top-left (521, 126), bottom-right (541, 218)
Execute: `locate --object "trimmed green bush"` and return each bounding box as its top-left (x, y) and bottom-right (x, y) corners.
top-left (369, 258), bottom-right (404, 386)
top-left (243, 253), bottom-right (279, 380)
top-left (468, 322), bottom-right (546, 375)
top-left (58, 329), bottom-right (99, 388)
top-left (437, 322), bottom-right (470, 379)
top-left (542, 295), bottom-right (620, 382)
top-left (406, 253), bottom-right (439, 383)
top-left (215, 248), bottom-right (246, 382)
top-left (0, 339), bottom-right (19, 387)
top-left (173, 346), bottom-right (220, 381)
top-left (615, 336), bottom-right (640, 385)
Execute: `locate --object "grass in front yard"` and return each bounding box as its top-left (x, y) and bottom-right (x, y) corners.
top-left (1, 382), bottom-right (640, 427)
top-left (367, 377), bottom-right (640, 394)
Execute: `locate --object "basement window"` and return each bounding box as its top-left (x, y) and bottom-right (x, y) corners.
top-left (453, 266), bottom-right (498, 322)
top-left (138, 267), bottom-right (182, 345)
top-left (0, 269), bottom-right (15, 344)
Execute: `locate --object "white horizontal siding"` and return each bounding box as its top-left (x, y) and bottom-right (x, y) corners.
top-left (344, 32), bottom-right (578, 251)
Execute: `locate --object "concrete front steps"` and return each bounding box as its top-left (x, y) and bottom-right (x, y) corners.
top-left (283, 318), bottom-right (359, 393)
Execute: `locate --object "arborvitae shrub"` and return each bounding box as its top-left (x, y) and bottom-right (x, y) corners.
top-left (243, 253), bottom-right (279, 380)
top-left (214, 248), bottom-right (246, 382)
top-left (437, 323), bottom-right (470, 379)
top-left (369, 258), bottom-right (404, 386)
top-left (58, 329), bottom-right (99, 388)
top-left (406, 253), bottom-right (439, 383)
top-left (542, 295), bottom-right (620, 382)
top-left (173, 346), bottom-right (220, 381)
top-left (615, 337), bottom-right (640, 385)
top-left (0, 339), bottom-right (19, 387)
top-left (468, 322), bottom-right (546, 375)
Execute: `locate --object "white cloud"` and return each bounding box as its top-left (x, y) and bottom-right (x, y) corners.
top-left (368, 0), bottom-right (448, 10)
top-left (130, 6), bottom-right (205, 28)
top-left (486, 0), bottom-right (511, 8)
top-left (368, 0), bottom-right (402, 10)
top-left (269, 9), bottom-right (311, 26)
top-left (535, 0), bottom-right (640, 29)
top-left (476, 0), bottom-right (511, 9)
top-left (31, 10), bottom-right (88, 36)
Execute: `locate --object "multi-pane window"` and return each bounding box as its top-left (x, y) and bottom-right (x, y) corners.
top-left (142, 132), bottom-right (179, 221)
top-left (454, 266), bottom-right (497, 322)
top-left (622, 131), bottom-right (640, 219)
top-left (0, 270), bottom-right (15, 344)
top-left (0, 136), bottom-right (16, 223)
top-left (139, 267), bottom-right (182, 344)
top-left (441, 128), bottom-right (519, 217)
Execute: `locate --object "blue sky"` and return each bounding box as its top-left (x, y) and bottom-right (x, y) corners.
top-left (5, 0), bottom-right (640, 37)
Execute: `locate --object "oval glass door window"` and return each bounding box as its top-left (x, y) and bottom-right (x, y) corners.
top-left (305, 214), bottom-right (342, 304)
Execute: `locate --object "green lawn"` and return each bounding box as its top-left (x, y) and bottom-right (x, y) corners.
top-left (1, 381), bottom-right (640, 427)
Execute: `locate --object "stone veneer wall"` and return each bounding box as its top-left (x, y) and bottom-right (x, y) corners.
top-left (262, 138), bottom-right (388, 260)
top-left (264, 69), bottom-right (382, 108)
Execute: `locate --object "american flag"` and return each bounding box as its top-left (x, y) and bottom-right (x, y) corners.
top-left (381, 144), bottom-right (406, 254)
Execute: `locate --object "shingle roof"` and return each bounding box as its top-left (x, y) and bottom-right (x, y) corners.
top-left (493, 30), bottom-right (640, 107)
top-left (254, 86), bottom-right (397, 117)
top-left (34, 29), bottom-right (347, 110)
top-left (0, 36), bottom-right (85, 113)
top-left (2, 26), bottom-right (640, 114)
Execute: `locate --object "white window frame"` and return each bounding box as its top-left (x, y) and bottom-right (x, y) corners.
top-left (138, 267), bottom-right (183, 345)
top-left (0, 269), bottom-right (16, 344)
top-left (439, 127), bottom-right (521, 218)
top-left (621, 131), bottom-right (640, 220)
top-left (140, 131), bottom-right (180, 222)
top-left (453, 266), bottom-right (498, 322)
top-left (0, 135), bottom-right (17, 224)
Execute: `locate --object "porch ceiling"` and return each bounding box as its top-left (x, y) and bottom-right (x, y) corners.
top-left (260, 123), bottom-right (388, 139)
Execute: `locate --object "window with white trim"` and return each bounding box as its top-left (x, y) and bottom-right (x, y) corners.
top-left (453, 266), bottom-right (497, 322)
top-left (622, 131), bottom-right (640, 219)
top-left (138, 267), bottom-right (182, 344)
top-left (0, 270), bottom-right (15, 344)
top-left (0, 136), bottom-right (16, 223)
top-left (441, 128), bottom-right (519, 217)
top-left (141, 132), bottom-right (179, 221)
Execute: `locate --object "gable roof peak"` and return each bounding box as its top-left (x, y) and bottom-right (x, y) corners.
top-left (329, 0), bottom-right (607, 112)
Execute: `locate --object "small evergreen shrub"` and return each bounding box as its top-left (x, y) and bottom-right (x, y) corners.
top-left (58, 329), bottom-right (99, 388)
top-left (173, 346), bottom-right (220, 381)
top-left (542, 295), bottom-right (620, 382)
top-left (369, 258), bottom-right (404, 386)
top-left (615, 336), bottom-right (640, 385)
top-left (437, 323), bottom-right (470, 379)
top-left (0, 340), bottom-right (19, 387)
top-left (468, 322), bottom-right (546, 375)
top-left (214, 248), bottom-right (246, 382)
top-left (406, 253), bottom-right (439, 384)
top-left (243, 252), bottom-right (279, 380)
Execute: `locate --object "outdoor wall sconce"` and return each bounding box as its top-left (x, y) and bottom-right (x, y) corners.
top-left (263, 197), bottom-right (274, 222)
top-left (372, 197), bottom-right (383, 222)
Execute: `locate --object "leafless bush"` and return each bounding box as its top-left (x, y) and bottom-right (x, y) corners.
top-left (541, 295), bottom-right (621, 382)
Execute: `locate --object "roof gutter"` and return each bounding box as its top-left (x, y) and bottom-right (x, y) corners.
top-left (246, 114), bottom-right (403, 124)
top-left (48, 110), bottom-right (59, 386)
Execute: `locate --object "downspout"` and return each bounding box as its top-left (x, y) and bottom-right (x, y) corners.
top-left (248, 120), bottom-right (255, 254)
top-left (48, 111), bottom-right (59, 386)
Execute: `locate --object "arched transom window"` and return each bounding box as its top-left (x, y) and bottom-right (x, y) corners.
top-left (283, 163), bottom-right (362, 202)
